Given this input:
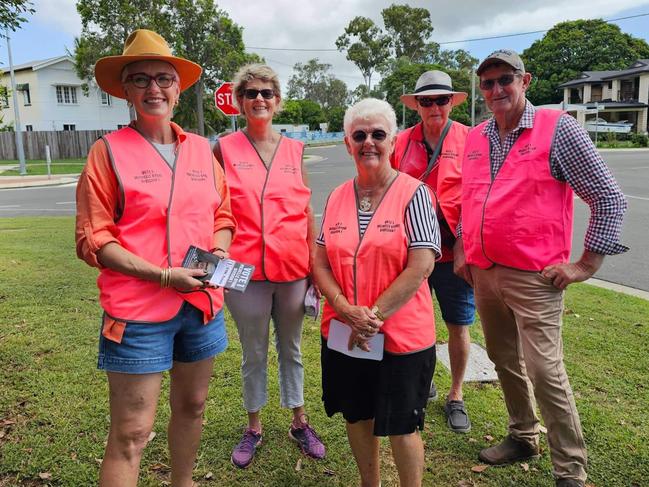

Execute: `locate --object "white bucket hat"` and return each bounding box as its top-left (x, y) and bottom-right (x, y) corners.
top-left (400, 70), bottom-right (467, 110)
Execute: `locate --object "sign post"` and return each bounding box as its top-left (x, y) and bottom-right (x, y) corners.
top-left (215, 82), bottom-right (240, 133)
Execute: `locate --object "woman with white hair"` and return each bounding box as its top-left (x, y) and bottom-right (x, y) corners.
top-left (313, 98), bottom-right (441, 487)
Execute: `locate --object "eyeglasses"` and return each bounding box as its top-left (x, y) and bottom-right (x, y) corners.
top-left (417, 95), bottom-right (452, 107)
top-left (351, 129), bottom-right (388, 143)
top-left (126, 73), bottom-right (177, 89)
top-left (479, 74), bottom-right (520, 90)
top-left (244, 89), bottom-right (275, 99)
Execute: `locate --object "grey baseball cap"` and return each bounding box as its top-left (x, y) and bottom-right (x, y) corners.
top-left (476, 49), bottom-right (525, 75)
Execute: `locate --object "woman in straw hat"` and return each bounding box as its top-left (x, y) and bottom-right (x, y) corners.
top-left (391, 70), bottom-right (476, 435)
top-left (75, 29), bottom-right (235, 486)
top-left (213, 64), bottom-right (325, 468)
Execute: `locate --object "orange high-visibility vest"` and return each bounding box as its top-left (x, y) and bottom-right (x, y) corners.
top-left (321, 173), bottom-right (436, 354)
top-left (220, 131), bottom-right (311, 281)
top-left (98, 127), bottom-right (224, 324)
top-left (392, 121), bottom-right (468, 262)
top-left (462, 109), bottom-right (574, 271)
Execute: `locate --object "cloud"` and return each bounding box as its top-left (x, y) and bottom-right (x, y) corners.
top-left (32, 0), bottom-right (81, 37)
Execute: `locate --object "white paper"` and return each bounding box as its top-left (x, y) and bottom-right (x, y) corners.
top-left (327, 319), bottom-right (384, 361)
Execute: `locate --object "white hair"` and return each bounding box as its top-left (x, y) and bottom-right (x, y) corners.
top-left (343, 98), bottom-right (398, 137)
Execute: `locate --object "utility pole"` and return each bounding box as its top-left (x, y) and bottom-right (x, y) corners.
top-left (5, 29), bottom-right (27, 174)
top-left (402, 84), bottom-right (405, 129)
top-left (471, 68), bottom-right (476, 127)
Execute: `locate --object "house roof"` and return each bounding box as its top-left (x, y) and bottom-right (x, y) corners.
top-left (558, 71), bottom-right (620, 88)
top-left (1, 56), bottom-right (73, 75)
top-left (558, 59), bottom-right (649, 88)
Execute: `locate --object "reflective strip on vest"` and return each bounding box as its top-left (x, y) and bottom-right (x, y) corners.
top-left (461, 109), bottom-right (574, 271)
top-left (221, 131), bottom-right (311, 282)
top-left (392, 121), bottom-right (468, 262)
top-left (98, 127), bottom-right (224, 323)
top-left (321, 173), bottom-right (435, 354)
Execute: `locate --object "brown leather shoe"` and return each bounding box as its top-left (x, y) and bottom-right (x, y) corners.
top-left (478, 434), bottom-right (540, 465)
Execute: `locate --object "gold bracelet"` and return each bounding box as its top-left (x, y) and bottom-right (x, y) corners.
top-left (332, 292), bottom-right (343, 307)
top-left (160, 267), bottom-right (172, 288)
top-left (371, 305), bottom-right (385, 321)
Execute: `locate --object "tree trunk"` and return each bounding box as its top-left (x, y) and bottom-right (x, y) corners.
top-left (195, 79), bottom-right (205, 136)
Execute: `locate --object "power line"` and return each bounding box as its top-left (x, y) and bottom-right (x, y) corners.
top-left (245, 12), bottom-right (649, 52)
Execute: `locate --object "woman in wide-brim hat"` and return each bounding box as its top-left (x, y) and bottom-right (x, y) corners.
top-left (75, 29), bottom-right (236, 487)
top-left (391, 69), bottom-right (477, 435)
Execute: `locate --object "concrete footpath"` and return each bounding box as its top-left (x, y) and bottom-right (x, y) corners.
top-left (1, 172), bottom-right (647, 301)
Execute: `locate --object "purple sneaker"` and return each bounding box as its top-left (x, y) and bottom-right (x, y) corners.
top-left (231, 428), bottom-right (262, 469)
top-left (289, 420), bottom-right (326, 459)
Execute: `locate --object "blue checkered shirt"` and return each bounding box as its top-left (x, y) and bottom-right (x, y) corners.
top-left (458, 101), bottom-right (628, 255)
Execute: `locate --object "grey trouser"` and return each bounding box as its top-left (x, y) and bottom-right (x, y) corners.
top-left (472, 265), bottom-right (587, 483)
top-left (225, 278), bottom-right (308, 412)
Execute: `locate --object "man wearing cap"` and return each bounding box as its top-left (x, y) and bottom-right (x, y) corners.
top-left (392, 70), bottom-right (475, 434)
top-left (458, 49), bottom-right (628, 487)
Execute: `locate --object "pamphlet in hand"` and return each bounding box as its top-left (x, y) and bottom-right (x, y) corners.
top-left (181, 246), bottom-right (255, 293)
top-left (327, 319), bottom-right (384, 361)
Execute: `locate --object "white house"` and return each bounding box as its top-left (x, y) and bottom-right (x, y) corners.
top-left (1, 56), bottom-right (129, 132)
top-left (557, 59), bottom-right (649, 135)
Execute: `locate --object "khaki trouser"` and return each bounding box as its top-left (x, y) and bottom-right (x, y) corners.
top-left (472, 265), bottom-right (587, 483)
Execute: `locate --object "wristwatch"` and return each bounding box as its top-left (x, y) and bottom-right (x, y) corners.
top-left (371, 305), bottom-right (385, 321)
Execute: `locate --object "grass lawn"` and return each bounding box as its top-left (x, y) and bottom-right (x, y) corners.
top-left (0, 217), bottom-right (648, 487)
top-left (0, 159), bottom-right (85, 176)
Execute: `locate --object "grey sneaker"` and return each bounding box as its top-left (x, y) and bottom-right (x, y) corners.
top-left (444, 400), bottom-right (471, 433)
top-left (231, 428), bottom-right (262, 469)
top-left (478, 434), bottom-right (540, 465)
top-left (427, 381), bottom-right (438, 402)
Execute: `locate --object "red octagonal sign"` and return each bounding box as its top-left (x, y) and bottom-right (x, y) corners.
top-left (215, 82), bottom-right (240, 116)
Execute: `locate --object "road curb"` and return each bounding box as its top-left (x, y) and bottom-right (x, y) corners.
top-left (585, 278), bottom-right (649, 301)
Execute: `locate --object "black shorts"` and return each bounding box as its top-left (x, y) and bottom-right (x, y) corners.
top-left (321, 337), bottom-right (436, 436)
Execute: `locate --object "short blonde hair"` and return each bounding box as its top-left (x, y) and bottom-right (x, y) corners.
top-left (343, 98), bottom-right (398, 137)
top-left (232, 63), bottom-right (283, 114)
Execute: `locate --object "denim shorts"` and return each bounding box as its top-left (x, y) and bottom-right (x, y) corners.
top-left (428, 261), bottom-right (476, 325)
top-left (98, 302), bottom-right (228, 374)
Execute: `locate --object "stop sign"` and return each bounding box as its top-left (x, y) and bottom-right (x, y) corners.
top-left (215, 82), bottom-right (240, 116)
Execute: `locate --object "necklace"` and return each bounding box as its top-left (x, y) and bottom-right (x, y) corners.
top-left (356, 170), bottom-right (396, 212)
top-left (359, 195), bottom-right (372, 212)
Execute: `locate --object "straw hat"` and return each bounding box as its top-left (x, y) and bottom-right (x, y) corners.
top-left (94, 29), bottom-right (202, 99)
top-left (400, 70), bottom-right (467, 110)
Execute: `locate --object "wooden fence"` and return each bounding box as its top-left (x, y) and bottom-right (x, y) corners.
top-left (0, 130), bottom-right (112, 160)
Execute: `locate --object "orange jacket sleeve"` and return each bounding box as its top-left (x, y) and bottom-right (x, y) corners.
top-left (75, 139), bottom-right (121, 269)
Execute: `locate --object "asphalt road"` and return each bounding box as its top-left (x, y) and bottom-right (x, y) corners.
top-left (1, 145), bottom-right (647, 291)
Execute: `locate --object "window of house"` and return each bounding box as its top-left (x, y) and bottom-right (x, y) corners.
top-left (100, 91), bottom-right (112, 106)
top-left (608, 81), bottom-right (613, 89)
top-left (63, 124), bottom-right (76, 131)
top-left (0, 86), bottom-right (9, 108)
top-left (25, 125), bottom-right (33, 131)
top-left (17, 83), bottom-right (31, 106)
top-left (117, 124), bottom-right (127, 129)
top-left (56, 85), bottom-right (78, 104)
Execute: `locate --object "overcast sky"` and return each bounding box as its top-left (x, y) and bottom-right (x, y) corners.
top-left (2, 0), bottom-right (649, 90)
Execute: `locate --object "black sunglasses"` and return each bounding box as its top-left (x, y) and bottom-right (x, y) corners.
top-left (479, 74), bottom-right (520, 90)
top-left (126, 73), bottom-right (177, 89)
top-left (417, 95), bottom-right (452, 107)
top-left (244, 88), bottom-right (275, 99)
top-left (351, 129), bottom-right (388, 143)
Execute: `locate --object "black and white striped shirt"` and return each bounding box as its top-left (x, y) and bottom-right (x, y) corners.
top-left (317, 185), bottom-right (441, 258)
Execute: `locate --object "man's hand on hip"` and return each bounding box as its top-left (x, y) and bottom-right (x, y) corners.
top-left (541, 251), bottom-right (605, 290)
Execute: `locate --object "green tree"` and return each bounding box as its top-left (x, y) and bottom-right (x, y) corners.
top-left (273, 99), bottom-right (302, 125)
top-left (0, 0), bottom-right (34, 35)
top-left (297, 99), bottom-right (325, 130)
top-left (381, 4), bottom-right (433, 61)
top-left (286, 58), bottom-right (348, 108)
top-left (336, 16), bottom-right (390, 90)
top-left (325, 105), bottom-right (345, 132)
top-left (523, 19), bottom-right (649, 105)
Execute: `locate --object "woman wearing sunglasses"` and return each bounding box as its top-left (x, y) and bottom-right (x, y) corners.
top-left (313, 98), bottom-right (440, 487)
top-left (213, 64), bottom-right (325, 469)
top-left (392, 70), bottom-right (476, 434)
top-left (75, 30), bottom-right (235, 486)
